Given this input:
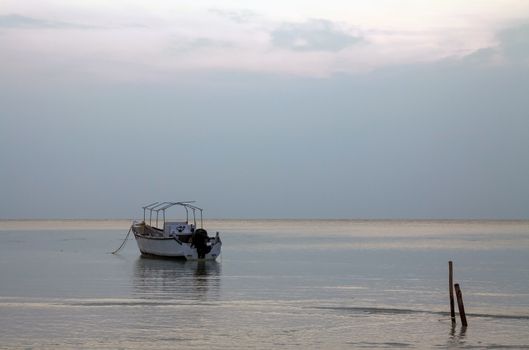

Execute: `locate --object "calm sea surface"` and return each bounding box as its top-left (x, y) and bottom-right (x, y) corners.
top-left (1, 220), bottom-right (528, 349)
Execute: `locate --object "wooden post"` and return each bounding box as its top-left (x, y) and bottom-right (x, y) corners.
top-left (454, 283), bottom-right (468, 327)
top-left (449, 261), bottom-right (456, 324)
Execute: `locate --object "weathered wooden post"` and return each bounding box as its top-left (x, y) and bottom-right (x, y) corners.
top-left (454, 283), bottom-right (468, 327)
top-left (449, 261), bottom-right (456, 324)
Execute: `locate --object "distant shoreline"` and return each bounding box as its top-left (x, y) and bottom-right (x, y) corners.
top-left (0, 218), bottom-right (527, 231)
top-left (0, 219), bottom-right (133, 231)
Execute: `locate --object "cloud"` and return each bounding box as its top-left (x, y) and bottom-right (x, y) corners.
top-left (169, 37), bottom-right (235, 53)
top-left (456, 47), bottom-right (500, 66)
top-left (208, 8), bottom-right (260, 24)
top-left (456, 21), bottom-right (529, 66)
top-left (1, 7), bottom-right (527, 82)
top-left (498, 22), bottom-right (529, 63)
top-left (271, 19), bottom-right (363, 52)
top-left (0, 14), bottom-right (90, 29)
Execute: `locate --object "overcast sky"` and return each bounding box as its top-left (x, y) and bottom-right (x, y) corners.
top-left (1, 1), bottom-right (528, 219)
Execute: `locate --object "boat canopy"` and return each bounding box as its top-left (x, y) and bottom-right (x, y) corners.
top-left (141, 201), bottom-right (204, 229)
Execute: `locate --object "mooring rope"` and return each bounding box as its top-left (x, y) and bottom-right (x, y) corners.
top-left (111, 226), bottom-right (132, 254)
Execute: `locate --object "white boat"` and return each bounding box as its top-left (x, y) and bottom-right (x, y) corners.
top-left (131, 202), bottom-right (221, 260)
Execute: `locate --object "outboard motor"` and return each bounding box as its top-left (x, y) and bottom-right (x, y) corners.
top-left (192, 228), bottom-right (212, 259)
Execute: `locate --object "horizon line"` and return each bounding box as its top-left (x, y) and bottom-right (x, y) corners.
top-left (1, 218), bottom-right (527, 222)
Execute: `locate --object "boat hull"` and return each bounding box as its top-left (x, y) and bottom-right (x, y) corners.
top-left (132, 225), bottom-right (221, 260)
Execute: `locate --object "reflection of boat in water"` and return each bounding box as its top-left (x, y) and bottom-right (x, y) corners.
top-left (133, 256), bottom-right (221, 300)
top-left (131, 202), bottom-right (222, 260)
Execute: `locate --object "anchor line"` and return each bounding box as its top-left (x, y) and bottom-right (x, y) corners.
top-left (110, 226), bottom-right (132, 254)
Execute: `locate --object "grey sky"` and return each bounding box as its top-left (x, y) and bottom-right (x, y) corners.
top-left (1, 2), bottom-right (528, 219)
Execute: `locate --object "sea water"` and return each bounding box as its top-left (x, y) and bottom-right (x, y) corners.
top-left (0, 220), bottom-right (528, 349)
